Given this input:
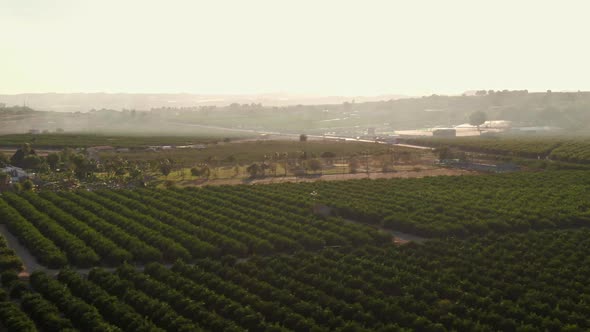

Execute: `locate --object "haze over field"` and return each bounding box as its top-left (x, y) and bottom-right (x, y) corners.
top-left (2, 0), bottom-right (590, 99)
top-left (0, 93), bottom-right (407, 112)
top-left (3, 3), bottom-right (590, 332)
top-left (2, 1), bottom-right (590, 136)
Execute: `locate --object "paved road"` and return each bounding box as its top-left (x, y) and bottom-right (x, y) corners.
top-left (168, 121), bottom-right (439, 149)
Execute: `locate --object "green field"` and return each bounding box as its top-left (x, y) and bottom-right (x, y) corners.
top-left (2, 170), bottom-right (590, 267)
top-left (407, 136), bottom-right (590, 164)
top-left (0, 133), bottom-right (233, 149)
top-left (1, 229), bottom-right (587, 332)
top-left (1, 170), bottom-right (590, 330)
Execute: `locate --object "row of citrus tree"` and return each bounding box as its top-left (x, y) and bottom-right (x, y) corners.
top-left (407, 136), bottom-right (562, 158)
top-left (246, 170), bottom-right (590, 237)
top-left (0, 234), bottom-right (36, 332)
top-left (0, 184), bottom-right (389, 268)
top-left (3, 227), bottom-right (589, 331)
top-left (407, 136), bottom-right (590, 163)
top-left (5, 170), bottom-right (587, 268)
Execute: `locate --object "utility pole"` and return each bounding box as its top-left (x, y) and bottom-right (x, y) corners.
top-left (365, 151), bottom-right (370, 177)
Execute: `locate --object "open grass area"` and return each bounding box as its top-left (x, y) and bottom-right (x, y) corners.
top-left (152, 164), bottom-right (352, 188)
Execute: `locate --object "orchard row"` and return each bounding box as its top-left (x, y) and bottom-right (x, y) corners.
top-left (2, 228), bottom-right (590, 331)
top-left (408, 136), bottom-right (590, 163)
top-left (0, 187), bottom-right (388, 268)
top-left (245, 170), bottom-right (590, 237)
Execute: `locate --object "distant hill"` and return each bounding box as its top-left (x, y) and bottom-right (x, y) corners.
top-left (0, 93), bottom-right (408, 113)
top-left (1, 90), bottom-right (589, 136)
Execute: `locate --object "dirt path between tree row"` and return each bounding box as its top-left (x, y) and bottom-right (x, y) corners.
top-left (346, 219), bottom-right (428, 245)
top-left (312, 205), bottom-right (429, 245)
top-left (0, 225), bottom-right (50, 276)
top-left (0, 225), bottom-right (175, 277)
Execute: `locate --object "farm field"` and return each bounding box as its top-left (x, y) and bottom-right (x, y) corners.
top-left (99, 140), bottom-right (392, 165)
top-left (0, 187), bottom-right (390, 268)
top-left (4, 1), bottom-right (590, 330)
top-left (0, 133), bottom-right (229, 149)
top-left (1, 228), bottom-right (590, 331)
top-left (1, 171), bottom-right (590, 268)
top-left (407, 136), bottom-right (590, 164)
top-left (1, 170), bottom-right (590, 331)
top-left (149, 160), bottom-right (448, 188)
top-left (190, 167), bottom-right (471, 187)
top-left (94, 140), bottom-right (432, 188)
top-left (243, 170), bottom-right (590, 237)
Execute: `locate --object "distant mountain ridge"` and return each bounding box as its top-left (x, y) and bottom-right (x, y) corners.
top-left (0, 93), bottom-right (408, 112)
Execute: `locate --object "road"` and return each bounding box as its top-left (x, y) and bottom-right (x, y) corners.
top-left (167, 121), bottom-right (435, 149)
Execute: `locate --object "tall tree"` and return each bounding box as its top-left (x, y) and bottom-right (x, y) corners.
top-left (46, 153), bottom-right (60, 170)
top-left (246, 163), bottom-right (261, 178)
top-left (10, 143), bottom-right (36, 168)
top-left (308, 159), bottom-right (322, 174)
top-left (159, 159), bottom-right (173, 177)
top-left (469, 111), bottom-right (487, 133)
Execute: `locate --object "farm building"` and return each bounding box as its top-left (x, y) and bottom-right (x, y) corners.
top-left (432, 129), bottom-right (456, 137)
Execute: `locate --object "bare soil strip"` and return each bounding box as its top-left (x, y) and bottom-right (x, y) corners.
top-left (0, 224), bottom-right (52, 276)
top-left (191, 168), bottom-right (473, 187)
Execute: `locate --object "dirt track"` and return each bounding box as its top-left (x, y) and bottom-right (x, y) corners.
top-left (190, 167), bottom-right (473, 187)
top-left (0, 225), bottom-right (52, 276)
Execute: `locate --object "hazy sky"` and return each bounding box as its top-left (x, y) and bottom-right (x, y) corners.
top-left (1, 0), bottom-right (589, 96)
